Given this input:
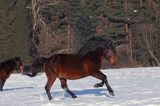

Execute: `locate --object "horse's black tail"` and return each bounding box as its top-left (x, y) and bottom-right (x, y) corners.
top-left (23, 57), bottom-right (48, 77)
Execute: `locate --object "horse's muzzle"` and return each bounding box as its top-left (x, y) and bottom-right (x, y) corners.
top-left (108, 55), bottom-right (118, 65)
top-left (19, 66), bottom-right (24, 73)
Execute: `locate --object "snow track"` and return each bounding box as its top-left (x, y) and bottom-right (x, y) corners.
top-left (0, 67), bottom-right (160, 106)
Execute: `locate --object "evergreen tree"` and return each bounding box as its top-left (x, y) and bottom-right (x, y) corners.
top-left (0, 0), bottom-right (31, 63)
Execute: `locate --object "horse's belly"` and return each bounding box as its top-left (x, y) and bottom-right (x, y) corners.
top-left (58, 69), bottom-right (88, 80)
top-left (56, 58), bottom-right (90, 80)
top-left (62, 75), bottom-right (87, 80)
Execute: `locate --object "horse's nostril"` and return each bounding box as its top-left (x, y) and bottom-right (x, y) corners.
top-left (109, 56), bottom-right (117, 65)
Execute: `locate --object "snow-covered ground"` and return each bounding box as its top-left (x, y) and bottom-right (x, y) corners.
top-left (0, 67), bottom-right (160, 106)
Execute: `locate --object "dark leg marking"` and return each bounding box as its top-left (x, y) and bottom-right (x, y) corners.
top-left (92, 71), bottom-right (114, 96)
top-left (94, 80), bottom-right (104, 88)
top-left (45, 76), bottom-right (57, 100)
top-left (60, 78), bottom-right (77, 98)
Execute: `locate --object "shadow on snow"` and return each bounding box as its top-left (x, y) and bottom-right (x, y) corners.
top-left (3, 87), bottom-right (34, 91)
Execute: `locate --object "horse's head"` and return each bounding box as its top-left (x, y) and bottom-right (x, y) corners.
top-left (22, 57), bottom-right (48, 77)
top-left (102, 40), bottom-right (117, 65)
top-left (14, 56), bottom-right (23, 72)
top-left (77, 36), bottom-right (118, 65)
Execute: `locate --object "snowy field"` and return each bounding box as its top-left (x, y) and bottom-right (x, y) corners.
top-left (0, 67), bottom-right (160, 106)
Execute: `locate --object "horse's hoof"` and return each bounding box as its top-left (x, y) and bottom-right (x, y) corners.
top-left (109, 92), bottom-right (114, 96)
top-left (94, 84), bottom-right (98, 88)
top-left (72, 95), bottom-right (77, 98)
top-left (49, 97), bottom-right (52, 100)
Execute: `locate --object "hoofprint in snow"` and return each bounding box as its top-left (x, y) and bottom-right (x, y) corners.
top-left (0, 67), bottom-right (160, 106)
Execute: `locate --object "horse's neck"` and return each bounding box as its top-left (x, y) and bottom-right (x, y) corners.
top-left (93, 48), bottom-right (103, 57)
top-left (86, 49), bottom-right (104, 63)
top-left (5, 59), bottom-right (17, 70)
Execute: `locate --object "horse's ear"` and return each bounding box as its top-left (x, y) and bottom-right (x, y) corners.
top-left (15, 56), bottom-right (18, 59)
top-left (15, 56), bottom-right (20, 60)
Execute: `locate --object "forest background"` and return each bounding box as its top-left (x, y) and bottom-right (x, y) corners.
top-left (0, 0), bottom-right (160, 69)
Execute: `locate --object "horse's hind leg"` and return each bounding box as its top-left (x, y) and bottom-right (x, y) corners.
top-left (45, 74), bottom-right (57, 100)
top-left (92, 71), bottom-right (114, 96)
top-left (0, 80), bottom-right (5, 91)
top-left (60, 78), bottom-right (77, 98)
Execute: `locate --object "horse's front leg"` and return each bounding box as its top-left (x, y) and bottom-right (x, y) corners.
top-left (94, 80), bottom-right (104, 88)
top-left (0, 80), bottom-right (5, 91)
top-left (103, 75), bottom-right (114, 96)
top-left (92, 71), bottom-right (114, 96)
top-left (60, 78), bottom-right (77, 98)
top-left (45, 72), bottom-right (57, 100)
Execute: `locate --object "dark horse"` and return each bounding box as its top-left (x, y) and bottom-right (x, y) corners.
top-left (44, 36), bottom-right (117, 100)
top-left (0, 56), bottom-right (23, 91)
top-left (23, 57), bottom-right (47, 77)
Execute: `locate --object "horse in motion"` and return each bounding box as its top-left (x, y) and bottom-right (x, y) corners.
top-left (43, 36), bottom-right (117, 100)
top-left (0, 56), bottom-right (23, 91)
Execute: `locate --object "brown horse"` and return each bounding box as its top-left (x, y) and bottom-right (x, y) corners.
top-left (44, 36), bottom-right (118, 100)
top-left (0, 56), bottom-right (23, 91)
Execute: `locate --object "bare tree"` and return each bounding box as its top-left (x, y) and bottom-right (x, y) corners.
top-left (139, 23), bottom-right (160, 66)
top-left (30, 0), bottom-right (61, 57)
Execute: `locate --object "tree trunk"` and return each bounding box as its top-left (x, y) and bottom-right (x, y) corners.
top-left (144, 37), bottom-right (160, 66)
top-left (125, 23), bottom-right (133, 64)
top-left (124, 0), bottom-right (128, 14)
top-left (128, 29), bottom-right (133, 63)
top-left (67, 19), bottom-right (72, 53)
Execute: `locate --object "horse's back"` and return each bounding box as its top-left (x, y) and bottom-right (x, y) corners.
top-left (56, 54), bottom-right (84, 70)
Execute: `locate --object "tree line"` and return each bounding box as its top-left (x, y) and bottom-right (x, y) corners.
top-left (0, 0), bottom-right (160, 67)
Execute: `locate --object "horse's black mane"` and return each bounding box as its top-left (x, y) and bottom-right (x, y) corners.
top-left (23, 57), bottom-right (47, 77)
top-left (0, 58), bottom-right (17, 70)
top-left (32, 57), bottom-right (48, 66)
top-left (76, 36), bottom-right (114, 57)
top-left (24, 56), bottom-right (47, 72)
